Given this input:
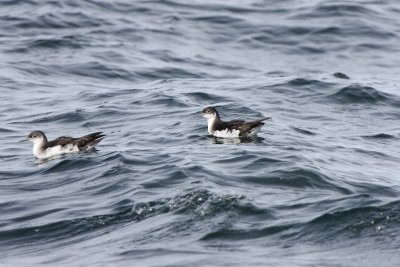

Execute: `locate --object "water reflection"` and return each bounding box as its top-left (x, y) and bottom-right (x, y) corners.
top-left (35, 150), bottom-right (99, 165)
top-left (209, 136), bottom-right (264, 144)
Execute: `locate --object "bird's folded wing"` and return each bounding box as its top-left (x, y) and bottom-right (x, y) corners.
top-left (44, 136), bottom-right (75, 148)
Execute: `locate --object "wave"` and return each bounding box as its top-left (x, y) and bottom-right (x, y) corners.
top-left (297, 199), bottom-right (400, 245)
top-left (330, 84), bottom-right (392, 104)
top-left (362, 133), bottom-right (397, 139)
top-left (243, 167), bottom-right (352, 194)
top-left (292, 2), bottom-right (385, 19)
top-left (4, 11), bottom-right (108, 30)
top-left (333, 72), bottom-right (350, 79)
top-left (183, 92), bottom-right (231, 105)
top-left (201, 197), bottom-right (400, 247)
top-left (0, 189), bottom-right (244, 246)
top-left (135, 67), bottom-right (203, 80)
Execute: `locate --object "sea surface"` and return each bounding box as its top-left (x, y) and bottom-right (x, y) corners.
top-left (1, 0), bottom-right (400, 266)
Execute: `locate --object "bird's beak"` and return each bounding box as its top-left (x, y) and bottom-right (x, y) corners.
top-left (19, 138), bottom-right (29, 143)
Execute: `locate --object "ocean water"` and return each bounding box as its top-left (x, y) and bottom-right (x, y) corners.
top-left (1, 0), bottom-right (400, 266)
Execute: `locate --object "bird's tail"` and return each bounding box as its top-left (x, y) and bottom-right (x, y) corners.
top-left (83, 132), bottom-right (106, 150)
top-left (86, 132), bottom-right (106, 139)
top-left (259, 117), bottom-right (272, 122)
top-left (254, 117), bottom-right (272, 125)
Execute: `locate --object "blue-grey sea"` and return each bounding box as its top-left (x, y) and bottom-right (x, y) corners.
top-left (1, 0), bottom-right (400, 266)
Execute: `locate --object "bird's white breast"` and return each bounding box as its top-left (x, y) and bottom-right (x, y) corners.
top-left (34, 144), bottom-right (80, 159)
top-left (213, 129), bottom-right (241, 138)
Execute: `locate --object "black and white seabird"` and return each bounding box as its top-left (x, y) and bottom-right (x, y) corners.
top-left (202, 107), bottom-right (271, 138)
top-left (20, 131), bottom-right (105, 159)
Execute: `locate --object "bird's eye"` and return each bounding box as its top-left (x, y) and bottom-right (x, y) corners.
top-left (33, 135), bottom-right (36, 138)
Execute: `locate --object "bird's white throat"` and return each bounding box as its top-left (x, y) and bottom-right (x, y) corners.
top-left (205, 114), bottom-right (217, 135)
top-left (32, 139), bottom-right (45, 158)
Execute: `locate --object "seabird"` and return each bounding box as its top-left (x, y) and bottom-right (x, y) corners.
top-left (202, 107), bottom-right (271, 138)
top-left (20, 131), bottom-right (105, 159)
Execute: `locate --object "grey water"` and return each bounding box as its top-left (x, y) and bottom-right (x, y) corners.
top-left (1, 0), bottom-right (400, 266)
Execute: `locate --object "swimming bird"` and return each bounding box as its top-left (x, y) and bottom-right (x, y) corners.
top-left (20, 131), bottom-right (105, 159)
top-left (202, 107), bottom-right (271, 138)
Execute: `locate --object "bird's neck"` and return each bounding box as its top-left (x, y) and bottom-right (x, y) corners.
top-left (32, 140), bottom-right (46, 158)
top-left (207, 115), bottom-right (219, 134)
